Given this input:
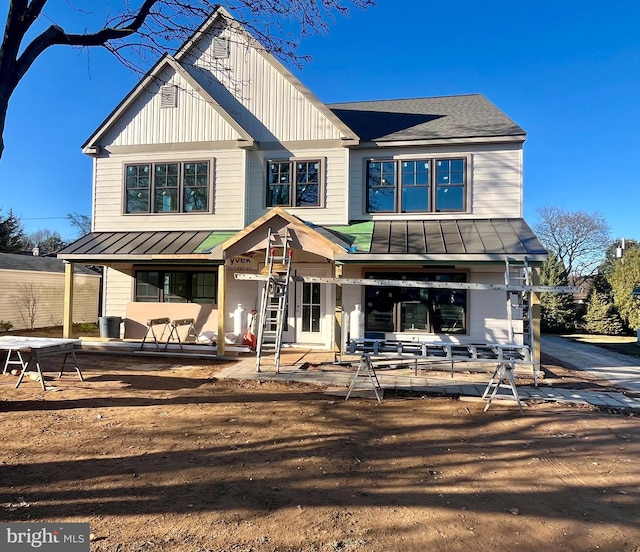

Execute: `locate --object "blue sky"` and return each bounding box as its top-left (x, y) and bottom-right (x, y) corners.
top-left (0, 0), bottom-right (639, 243)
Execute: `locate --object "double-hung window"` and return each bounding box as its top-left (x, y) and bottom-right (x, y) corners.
top-left (267, 159), bottom-right (321, 207)
top-left (125, 161), bottom-right (210, 214)
top-left (367, 157), bottom-right (467, 213)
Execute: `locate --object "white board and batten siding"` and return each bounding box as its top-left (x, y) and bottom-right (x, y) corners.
top-left (0, 270), bottom-right (100, 331)
top-left (182, 27), bottom-right (346, 144)
top-left (348, 144), bottom-right (523, 221)
top-left (101, 65), bottom-right (243, 147)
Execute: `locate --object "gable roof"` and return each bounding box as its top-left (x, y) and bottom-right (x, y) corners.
top-left (82, 53), bottom-right (255, 151)
top-left (219, 207), bottom-right (350, 260)
top-left (329, 94), bottom-right (525, 144)
top-left (174, 6), bottom-right (359, 144)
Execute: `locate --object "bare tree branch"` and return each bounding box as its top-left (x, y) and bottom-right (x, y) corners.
top-left (534, 205), bottom-right (611, 284)
top-left (0, 0), bottom-right (375, 159)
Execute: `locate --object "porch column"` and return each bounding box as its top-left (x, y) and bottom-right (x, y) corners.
top-left (333, 264), bottom-right (343, 353)
top-left (217, 264), bottom-right (226, 356)
top-left (63, 262), bottom-right (74, 338)
top-left (530, 266), bottom-right (542, 374)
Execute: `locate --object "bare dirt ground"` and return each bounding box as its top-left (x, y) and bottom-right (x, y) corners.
top-left (1, 339), bottom-right (639, 551)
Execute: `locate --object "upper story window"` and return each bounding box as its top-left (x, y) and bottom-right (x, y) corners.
top-left (367, 157), bottom-right (467, 213)
top-left (125, 161), bottom-right (210, 214)
top-left (267, 159), bottom-right (321, 208)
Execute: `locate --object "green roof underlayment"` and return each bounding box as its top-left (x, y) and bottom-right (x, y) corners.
top-left (327, 221), bottom-right (374, 253)
top-left (194, 232), bottom-right (237, 254)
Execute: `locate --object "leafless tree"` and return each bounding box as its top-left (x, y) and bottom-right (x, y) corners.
top-left (533, 205), bottom-right (611, 284)
top-left (17, 283), bottom-right (41, 330)
top-left (0, 0), bottom-right (374, 159)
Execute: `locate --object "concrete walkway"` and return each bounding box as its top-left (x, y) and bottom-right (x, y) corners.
top-left (217, 353), bottom-right (640, 412)
top-left (542, 335), bottom-right (640, 392)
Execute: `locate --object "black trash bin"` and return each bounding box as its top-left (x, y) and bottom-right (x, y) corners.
top-left (98, 316), bottom-right (122, 338)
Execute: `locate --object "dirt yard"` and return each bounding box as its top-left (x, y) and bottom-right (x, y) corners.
top-left (1, 350), bottom-right (639, 552)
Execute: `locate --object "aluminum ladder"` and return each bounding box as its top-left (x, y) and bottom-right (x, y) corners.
top-left (255, 228), bottom-right (293, 373)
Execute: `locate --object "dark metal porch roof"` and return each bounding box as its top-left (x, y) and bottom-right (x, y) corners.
top-left (57, 230), bottom-right (220, 262)
top-left (329, 218), bottom-right (547, 262)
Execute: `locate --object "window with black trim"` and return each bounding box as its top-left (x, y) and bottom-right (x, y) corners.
top-left (267, 159), bottom-right (321, 207)
top-left (135, 270), bottom-right (217, 304)
top-left (125, 161), bottom-right (210, 214)
top-left (364, 272), bottom-right (466, 334)
top-left (367, 157), bottom-right (467, 213)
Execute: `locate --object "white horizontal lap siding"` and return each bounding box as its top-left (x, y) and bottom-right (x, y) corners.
top-left (468, 271), bottom-right (511, 343)
top-left (471, 149), bottom-right (522, 218)
top-left (104, 268), bottom-right (134, 320)
top-left (245, 147), bottom-right (348, 226)
top-left (93, 149), bottom-right (245, 232)
top-left (348, 144), bottom-right (523, 220)
top-left (102, 67), bottom-right (239, 147)
top-left (0, 270), bottom-right (100, 330)
top-left (189, 27), bottom-right (343, 142)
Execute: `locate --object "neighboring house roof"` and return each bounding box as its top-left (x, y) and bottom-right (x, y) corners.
top-left (0, 252), bottom-right (99, 275)
top-left (328, 219), bottom-right (546, 262)
top-left (328, 94), bottom-right (525, 143)
top-left (58, 230), bottom-right (218, 262)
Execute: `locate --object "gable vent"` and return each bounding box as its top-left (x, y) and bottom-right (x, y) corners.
top-left (160, 84), bottom-right (178, 108)
top-left (212, 36), bottom-right (230, 59)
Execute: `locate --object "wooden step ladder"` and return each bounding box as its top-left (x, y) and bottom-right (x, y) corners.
top-left (255, 228), bottom-right (293, 373)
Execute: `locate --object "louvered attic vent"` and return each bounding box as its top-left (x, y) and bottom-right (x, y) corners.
top-left (212, 36), bottom-right (230, 59)
top-left (160, 84), bottom-right (178, 108)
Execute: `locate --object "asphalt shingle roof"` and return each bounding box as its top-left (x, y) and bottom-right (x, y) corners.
top-left (329, 94), bottom-right (525, 142)
top-left (0, 252), bottom-right (98, 275)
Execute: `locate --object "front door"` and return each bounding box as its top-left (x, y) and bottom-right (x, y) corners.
top-left (296, 281), bottom-right (324, 344)
top-left (281, 278), bottom-right (328, 345)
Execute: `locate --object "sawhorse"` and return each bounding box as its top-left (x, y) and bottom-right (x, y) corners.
top-left (164, 318), bottom-right (197, 351)
top-left (345, 354), bottom-right (383, 403)
top-left (140, 317), bottom-right (171, 350)
top-left (482, 362), bottom-right (524, 414)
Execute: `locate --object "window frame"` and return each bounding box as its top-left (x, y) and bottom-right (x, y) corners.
top-left (363, 271), bottom-right (468, 335)
top-left (124, 159), bottom-right (213, 215)
top-left (134, 269), bottom-right (218, 304)
top-left (366, 155), bottom-right (470, 214)
top-left (266, 157), bottom-right (324, 208)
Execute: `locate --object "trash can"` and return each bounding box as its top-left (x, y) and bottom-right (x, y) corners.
top-left (98, 316), bottom-right (122, 338)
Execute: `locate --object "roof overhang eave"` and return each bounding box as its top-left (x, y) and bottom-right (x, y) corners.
top-left (335, 253), bottom-right (548, 264)
top-left (357, 134), bottom-right (527, 148)
top-left (58, 254), bottom-right (223, 264)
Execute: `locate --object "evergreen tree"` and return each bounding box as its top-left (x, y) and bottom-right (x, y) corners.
top-left (0, 209), bottom-right (26, 253)
top-left (539, 253), bottom-right (576, 332)
top-left (583, 291), bottom-right (626, 335)
top-left (609, 248), bottom-right (640, 330)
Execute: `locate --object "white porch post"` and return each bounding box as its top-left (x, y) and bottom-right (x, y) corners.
top-left (63, 262), bottom-right (74, 338)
